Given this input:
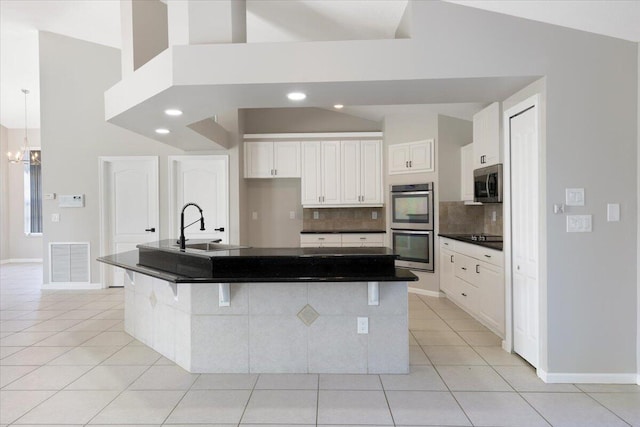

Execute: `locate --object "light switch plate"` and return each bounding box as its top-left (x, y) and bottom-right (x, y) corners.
top-left (252, 212), bottom-right (258, 220)
top-left (51, 213), bottom-right (60, 223)
top-left (607, 203), bottom-right (620, 222)
top-left (565, 188), bottom-right (585, 206)
top-left (567, 215), bottom-right (592, 232)
top-left (313, 211), bottom-right (319, 220)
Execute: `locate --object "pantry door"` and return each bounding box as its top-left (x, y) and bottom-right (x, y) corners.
top-left (168, 155), bottom-right (229, 244)
top-left (507, 98), bottom-right (540, 368)
top-left (99, 156), bottom-right (159, 288)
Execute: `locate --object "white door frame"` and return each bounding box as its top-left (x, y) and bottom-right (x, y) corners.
top-left (168, 155), bottom-right (229, 243)
top-left (98, 156), bottom-right (159, 288)
top-left (503, 94), bottom-right (547, 375)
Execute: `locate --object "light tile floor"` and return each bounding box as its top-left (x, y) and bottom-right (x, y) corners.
top-left (1, 263), bottom-right (638, 426)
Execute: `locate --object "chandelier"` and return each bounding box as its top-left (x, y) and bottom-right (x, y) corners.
top-left (7, 89), bottom-right (39, 165)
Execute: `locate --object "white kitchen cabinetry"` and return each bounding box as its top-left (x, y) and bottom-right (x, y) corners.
top-left (301, 141), bottom-right (341, 206)
top-left (244, 141), bottom-right (301, 178)
top-left (388, 139), bottom-right (434, 175)
top-left (473, 102), bottom-right (502, 168)
top-left (439, 237), bottom-right (505, 337)
top-left (460, 143), bottom-right (474, 201)
top-left (341, 140), bottom-right (382, 205)
top-left (300, 233), bottom-right (342, 248)
top-left (341, 233), bottom-right (385, 247)
top-left (301, 233), bottom-right (385, 248)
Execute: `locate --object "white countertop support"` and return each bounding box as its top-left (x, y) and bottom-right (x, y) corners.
top-left (219, 283), bottom-right (230, 306)
top-left (368, 281), bottom-right (380, 306)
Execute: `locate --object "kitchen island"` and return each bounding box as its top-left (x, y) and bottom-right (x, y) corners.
top-left (98, 241), bottom-right (416, 374)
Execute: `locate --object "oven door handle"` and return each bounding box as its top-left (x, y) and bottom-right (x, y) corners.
top-left (391, 191), bottom-right (431, 197)
top-left (391, 229), bottom-right (431, 235)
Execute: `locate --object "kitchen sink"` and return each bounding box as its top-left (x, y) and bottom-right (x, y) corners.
top-left (177, 242), bottom-right (248, 251)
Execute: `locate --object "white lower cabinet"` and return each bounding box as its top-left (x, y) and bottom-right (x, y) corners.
top-left (301, 233), bottom-right (385, 248)
top-left (439, 237), bottom-right (505, 338)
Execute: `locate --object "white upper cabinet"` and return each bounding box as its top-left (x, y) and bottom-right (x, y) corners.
top-left (244, 141), bottom-right (300, 178)
top-left (460, 143), bottom-right (474, 201)
top-left (301, 141), bottom-right (341, 206)
top-left (388, 139), bottom-right (434, 175)
top-left (341, 140), bottom-right (382, 205)
top-left (473, 102), bottom-right (502, 168)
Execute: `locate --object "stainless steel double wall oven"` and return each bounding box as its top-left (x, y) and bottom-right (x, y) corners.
top-left (390, 183), bottom-right (434, 272)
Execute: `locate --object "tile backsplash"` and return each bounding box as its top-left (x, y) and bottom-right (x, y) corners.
top-left (302, 207), bottom-right (385, 231)
top-left (439, 201), bottom-right (503, 236)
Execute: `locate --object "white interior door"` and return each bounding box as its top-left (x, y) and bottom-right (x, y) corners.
top-left (169, 156), bottom-right (228, 244)
top-left (100, 156), bottom-right (159, 287)
top-left (510, 105), bottom-right (539, 367)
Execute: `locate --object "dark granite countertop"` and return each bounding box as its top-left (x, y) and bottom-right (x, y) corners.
top-left (98, 241), bottom-right (417, 283)
top-left (300, 230), bottom-right (386, 234)
top-left (438, 234), bottom-right (503, 251)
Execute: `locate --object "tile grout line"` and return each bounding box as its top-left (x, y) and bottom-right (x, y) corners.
top-left (581, 390), bottom-right (634, 426)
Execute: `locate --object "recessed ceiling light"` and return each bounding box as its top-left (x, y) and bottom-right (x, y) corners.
top-left (164, 109), bottom-right (183, 116)
top-left (334, 104), bottom-right (344, 109)
top-left (287, 92), bottom-right (306, 101)
top-left (155, 128), bottom-right (170, 134)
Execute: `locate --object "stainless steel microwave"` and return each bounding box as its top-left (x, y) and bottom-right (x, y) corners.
top-left (474, 164), bottom-right (503, 203)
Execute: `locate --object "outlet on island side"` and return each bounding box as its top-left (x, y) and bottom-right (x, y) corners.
top-left (357, 317), bottom-right (369, 334)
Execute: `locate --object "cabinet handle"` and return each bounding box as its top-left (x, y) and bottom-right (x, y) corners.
top-left (360, 237), bottom-right (366, 240)
top-left (450, 255), bottom-right (454, 263)
top-left (409, 160), bottom-right (412, 167)
top-left (461, 292), bottom-right (467, 297)
top-left (318, 237), bottom-right (325, 240)
top-left (319, 196), bottom-right (321, 202)
top-left (461, 267), bottom-right (467, 271)
top-left (484, 254), bottom-right (491, 258)
top-left (476, 265), bottom-right (480, 273)
top-left (405, 161), bottom-right (409, 168)
top-left (274, 169), bottom-right (277, 176)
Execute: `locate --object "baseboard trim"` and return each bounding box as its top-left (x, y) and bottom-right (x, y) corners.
top-left (42, 282), bottom-right (104, 290)
top-left (408, 287), bottom-right (442, 298)
top-left (538, 369), bottom-right (638, 384)
top-left (1, 258), bottom-right (43, 265)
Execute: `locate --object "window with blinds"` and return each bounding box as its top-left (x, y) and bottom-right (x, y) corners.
top-left (24, 149), bottom-right (42, 235)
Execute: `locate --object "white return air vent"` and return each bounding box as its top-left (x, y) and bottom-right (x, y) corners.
top-left (49, 242), bottom-right (90, 283)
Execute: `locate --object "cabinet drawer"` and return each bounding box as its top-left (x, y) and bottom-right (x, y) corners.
top-left (450, 277), bottom-right (478, 312)
top-left (454, 240), bottom-right (503, 268)
top-left (341, 233), bottom-right (384, 245)
top-left (454, 253), bottom-right (476, 285)
top-left (440, 237), bottom-right (454, 250)
top-left (300, 234), bottom-right (341, 247)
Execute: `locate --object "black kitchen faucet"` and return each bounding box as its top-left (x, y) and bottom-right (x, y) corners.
top-left (179, 202), bottom-right (205, 250)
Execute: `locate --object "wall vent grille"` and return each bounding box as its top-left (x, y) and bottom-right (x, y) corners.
top-left (49, 242), bottom-right (90, 283)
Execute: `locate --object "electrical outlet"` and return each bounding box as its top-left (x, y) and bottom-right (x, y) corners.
top-left (357, 317), bottom-right (368, 334)
top-left (252, 212), bottom-right (258, 220)
top-left (289, 211), bottom-right (296, 220)
top-left (313, 211), bottom-right (319, 220)
top-left (51, 213), bottom-right (60, 222)
top-left (372, 211), bottom-right (378, 220)
top-left (491, 210), bottom-right (496, 222)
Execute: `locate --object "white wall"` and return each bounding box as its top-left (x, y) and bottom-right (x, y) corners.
top-left (2, 129), bottom-right (43, 261)
top-left (637, 42), bottom-right (640, 384)
top-left (0, 125), bottom-right (9, 261)
top-left (437, 115), bottom-right (473, 202)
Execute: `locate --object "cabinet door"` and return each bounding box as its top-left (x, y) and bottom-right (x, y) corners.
top-left (340, 141), bottom-right (361, 204)
top-left (360, 140), bottom-right (382, 204)
top-left (460, 143), bottom-right (474, 201)
top-left (301, 142), bottom-right (322, 205)
top-left (473, 102), bottom-right (501, 168)
top-left (321, 141), bottom-right (341, 204)
top-left (388, 144), bottom-right (410, 174)
top-left (439, 248), bottom-right (456, 295)
top-left (245, 141), bottom-right (273, 178)
top-left (408, 140), bottom-right (433, 172)
top-left (477, 261), bottom-right (505, 337)
top-left (273, 141), bottom-right (301, 178)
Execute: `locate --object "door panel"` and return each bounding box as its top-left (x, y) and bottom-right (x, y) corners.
top-left (102, 157), bottom-right (159, 287)
top-left (341, 140), bottom-right (360, 204)
top-left (511, 106), bottom-right (539, 367)
top-left (169, 156), bottom-right (229, 244)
